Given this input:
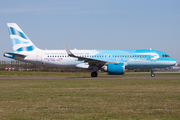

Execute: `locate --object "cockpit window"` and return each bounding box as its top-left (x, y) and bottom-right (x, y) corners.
top-left (162, 54), bottom-right (170, 58)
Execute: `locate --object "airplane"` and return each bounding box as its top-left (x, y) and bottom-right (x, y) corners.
top-left (4, 23), bottom-right (176, 77)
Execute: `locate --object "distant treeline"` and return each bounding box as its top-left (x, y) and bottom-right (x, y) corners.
top-left (0, 60), bottom-right (92, 72)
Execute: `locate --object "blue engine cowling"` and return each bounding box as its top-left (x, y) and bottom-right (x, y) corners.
top-left (107, 63), bottom-right (125, 75)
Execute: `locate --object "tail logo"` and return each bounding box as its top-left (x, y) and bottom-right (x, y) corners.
top-left (7, 23), bottom-right (36, 52)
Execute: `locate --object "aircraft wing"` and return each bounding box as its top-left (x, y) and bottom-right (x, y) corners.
top-left (63, 45), bottom-right (116, 66)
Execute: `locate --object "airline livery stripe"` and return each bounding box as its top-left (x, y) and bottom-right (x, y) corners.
top-left (17, 47), bottom-right (23, 52)
top-left (19, 31), bottom-right (27, 39)
top-left (26, 46), bottom-right (34, 51)
top-left (9, 27), bottom-right (27, 39)
top-left (10, 27), bottom-right (16, 35)
top-left (15, 45), bottom-right (34, 52)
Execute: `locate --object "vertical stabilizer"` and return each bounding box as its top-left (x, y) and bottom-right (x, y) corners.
top-left (7, 23), bottom-right (38, 52)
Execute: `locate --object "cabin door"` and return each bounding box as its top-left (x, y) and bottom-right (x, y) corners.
top-left (36, 51), bottom-right (42, 62)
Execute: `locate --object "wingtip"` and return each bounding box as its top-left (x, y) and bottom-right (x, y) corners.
top-left (63, 44), bottom-right (73, 55)
top-left (63, 44), bottom-right (67, 49)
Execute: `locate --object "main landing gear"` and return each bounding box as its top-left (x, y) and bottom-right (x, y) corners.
top-left (91, 72), bottom-right (98, 77)
top-left (151, 69), bottom-right (155, 77)
top-left (91, 66), bottom-right (99, 77)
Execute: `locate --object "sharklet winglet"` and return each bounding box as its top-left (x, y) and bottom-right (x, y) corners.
top-left (63, 44), bottom-right (76, 57)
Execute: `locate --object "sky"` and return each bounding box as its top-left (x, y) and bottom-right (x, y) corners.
top-left (0, 0), bottom-right (180, 62)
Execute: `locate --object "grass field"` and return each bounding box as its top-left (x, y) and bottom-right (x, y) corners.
top-left (0, 71), bottom-right (180, 120)
top-left (1, 71), bottom-right (180, 77)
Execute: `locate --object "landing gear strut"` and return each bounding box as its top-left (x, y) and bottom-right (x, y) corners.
top-left (151, 69), bottom-right (155, 77)
top-left (91, 72), bottom-right (98, 77)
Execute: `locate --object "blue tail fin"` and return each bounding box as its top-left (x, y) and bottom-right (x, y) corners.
top-left (7, 23), bottom-right (38, 52)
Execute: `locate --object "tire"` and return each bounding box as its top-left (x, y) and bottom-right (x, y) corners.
top-left (151, 74), bottom-right (155, 77)
top-left (91, 72), bottom-right (98, 77)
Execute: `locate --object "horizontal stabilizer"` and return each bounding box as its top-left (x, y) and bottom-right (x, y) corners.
top-left (4, 52), bottom-right (26, 58)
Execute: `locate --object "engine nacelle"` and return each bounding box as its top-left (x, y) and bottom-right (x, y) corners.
top-left (103, 63), bottom-right (125, 75)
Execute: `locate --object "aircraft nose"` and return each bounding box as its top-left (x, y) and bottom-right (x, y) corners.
top-left (170, 58), bottom-right (176, 66)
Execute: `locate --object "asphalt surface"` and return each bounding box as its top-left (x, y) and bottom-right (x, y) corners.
top-left (0, 76), bottom-right (180, 79)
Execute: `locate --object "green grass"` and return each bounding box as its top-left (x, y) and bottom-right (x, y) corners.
top-left (1, 71), bottom-right (180, 77)
top-left (0, 77), bottom-right (180, 119)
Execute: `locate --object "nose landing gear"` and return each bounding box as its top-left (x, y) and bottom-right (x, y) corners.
top-left (151, 69), bottom-right (155, 77)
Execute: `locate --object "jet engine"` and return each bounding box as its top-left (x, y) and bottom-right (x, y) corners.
top-left (102, 63), bottom-right (125, 75)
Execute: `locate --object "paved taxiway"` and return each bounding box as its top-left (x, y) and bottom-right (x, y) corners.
top-left (0, 76), bottom-right (180, 79)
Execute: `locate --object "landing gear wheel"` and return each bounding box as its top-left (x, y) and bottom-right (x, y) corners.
top-left (151, 69), bottom-right (155, 77)
top-left (151, 74), bottom-right (155, 77)
top-left (91, 72), bottom-right (98, 77)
